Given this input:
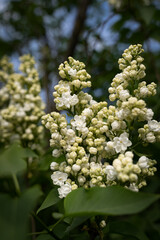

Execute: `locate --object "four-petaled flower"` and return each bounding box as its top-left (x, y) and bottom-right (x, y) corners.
top-left (58, 183), bottom-right (72, 198)
top-left (57, 91), bottom-right (78, 109)
top-left (113, 132), bottom-right (132, 153)
top-left (71, 115), bottom-right (87, 132)
top-left (51, 171), bottom-right (68, 186)
top-left (106, 165), bottom-right (117, 181)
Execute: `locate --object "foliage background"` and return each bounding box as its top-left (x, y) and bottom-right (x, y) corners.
top-left (0, 0), bottom-right (160, 239)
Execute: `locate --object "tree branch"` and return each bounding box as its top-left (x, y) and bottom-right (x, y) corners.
top-left (66, 0), bottom-right (91, 58)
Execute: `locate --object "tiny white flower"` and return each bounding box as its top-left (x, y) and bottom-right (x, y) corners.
top-left (57, 91), bottom-right (78, 109)
top-left (90, 100), bottom-right (97, 105)
top-left (68, 68), bottom-right (77, 77)
top-left (113, 158), bottom-right (122, 169)
top-left (50, 162), bottom-right (59, 170)
top-left (25, 128), bottom-right (32, 134)
top-left (106, 141), bottom-right (114, 149)
top-left (148, 120), bottom-right (160, 132)
top-left (16, 110), bottom-right (26, 118)
top-left (78, 175), bottom-right (86, 185)
top-left (116, 108), bottom-right (130, 120)
top-left (89, 147), bottom-right (97, 155)
top-left (105, 141), bottom-right (115, 154)
top-left (140, 86), bottom-right (148, 96)
top-left (106, 165), bottom-right (117, 181)
top-left (146, 109), bottom-right (154, 121)
top-left (82, 108), bottom-right (93, 117)
top-left (59, 70), bottom-right (66, 78)
top-left (90, 162), bottom-right (102, 173)
top-left (51, 171), bottom-right (68, 186)
top-left (113, 132), bottom-right (132, 153)
top-left (138, 156), bottom-right (149, 169)
top-left (14, 94), bottom-right (21, 100)
top-left (146, 132), bottom-right (156, 143)
top-left (119, 90), bottom-right (130, 101)
top-left (111, 120), bottom-right (120, 131)
top-left (65, 166), bottom-right (71, 174)
top-left (52, 149), bottom-right (62, 158)
top-left (65, 129), bottom-right (75, 144)
top-left (81, 127), bottom-right (89, 136)
top-left (72, 164), bottom-right (81, 172)
top-left (58, 82), bottom-right (70, 91)
top-left (125, 151), bottom-right (134, 158)
top-left (72, 79), bottom-right (81, 88)
top-left (66, 129), bottom-right (75, 137)
top-left (100, 220), bottom-right (106, 228)
top-left (115, 73), bottom-right (123, 81)
top-left (71, 94), bottom-right (79, 106)
top-left (116, 109), bottom-right (124, 120)
top-left (128, 183), bottom-right (139, 192)
top-left (71, 115), bottom-right (86, 132)
top-left (58, 183), bottom-right (72, 198)
top-left (85, 93), bottom-right (92, 102)
top-left (51, 132), bottom-right (61, 141)
top-left (24, 103), bottom-right (34, 111)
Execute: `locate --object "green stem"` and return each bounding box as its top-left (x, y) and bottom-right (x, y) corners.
top-left (31, 212), bottom-right (60, 239)
top-left (132, 141), bottom-right (141, 149)
top-left (50, 216), bottom-right (64, 231)
top-left (12, 173), bottom-right (21, 196)
top-left (28, 231), bottom-right (46, 236)
top-left (31, 215), bottom-right (36, 240)
top-left (31, 212), bottom-right (50, 233)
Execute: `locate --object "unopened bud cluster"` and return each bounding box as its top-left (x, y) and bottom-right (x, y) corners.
top-left (53, 57), bottom-right (91, 111)
top-left (0, 55), bottom-right (45, 152)
top-left (42, 45), bottom-right (157, 198)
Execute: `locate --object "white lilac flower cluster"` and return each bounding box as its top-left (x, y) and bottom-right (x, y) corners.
top-left (0, 56), bottom-right (13, 108)
top-left (0, 55), bottom-right (45, 152)
top-left (42, 44), bottom-right (157, 198)
top-left (138, 120), bottom-right (160, 143)
top-left (53, 57), bottom-right (91, 111)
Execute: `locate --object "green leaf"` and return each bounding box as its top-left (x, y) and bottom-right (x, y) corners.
top-left (37, 188), bottom-right (60, 214)
top-left (64, 186), bottom-right (160, 217)
top-left (0, 143), bottom-right (27, 176)
top-left (23, 148), bottom-right (38, 158)
top-left (36, 234), bottom-right (55, 240)
top-left (63, 217), bottom-right (72, 224)
top-left (69, 232), bottom-right (89, 240)
top-left (53, 222), bottom-right (68, 239)
top-left (107, 221), bottom-right (149, 240)
top-left (0, 185), bottom-right (42, 240)
top-left (52, 212), bottom-right (64, 219)
top-left (65, 216), bottom-right (89, 233)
